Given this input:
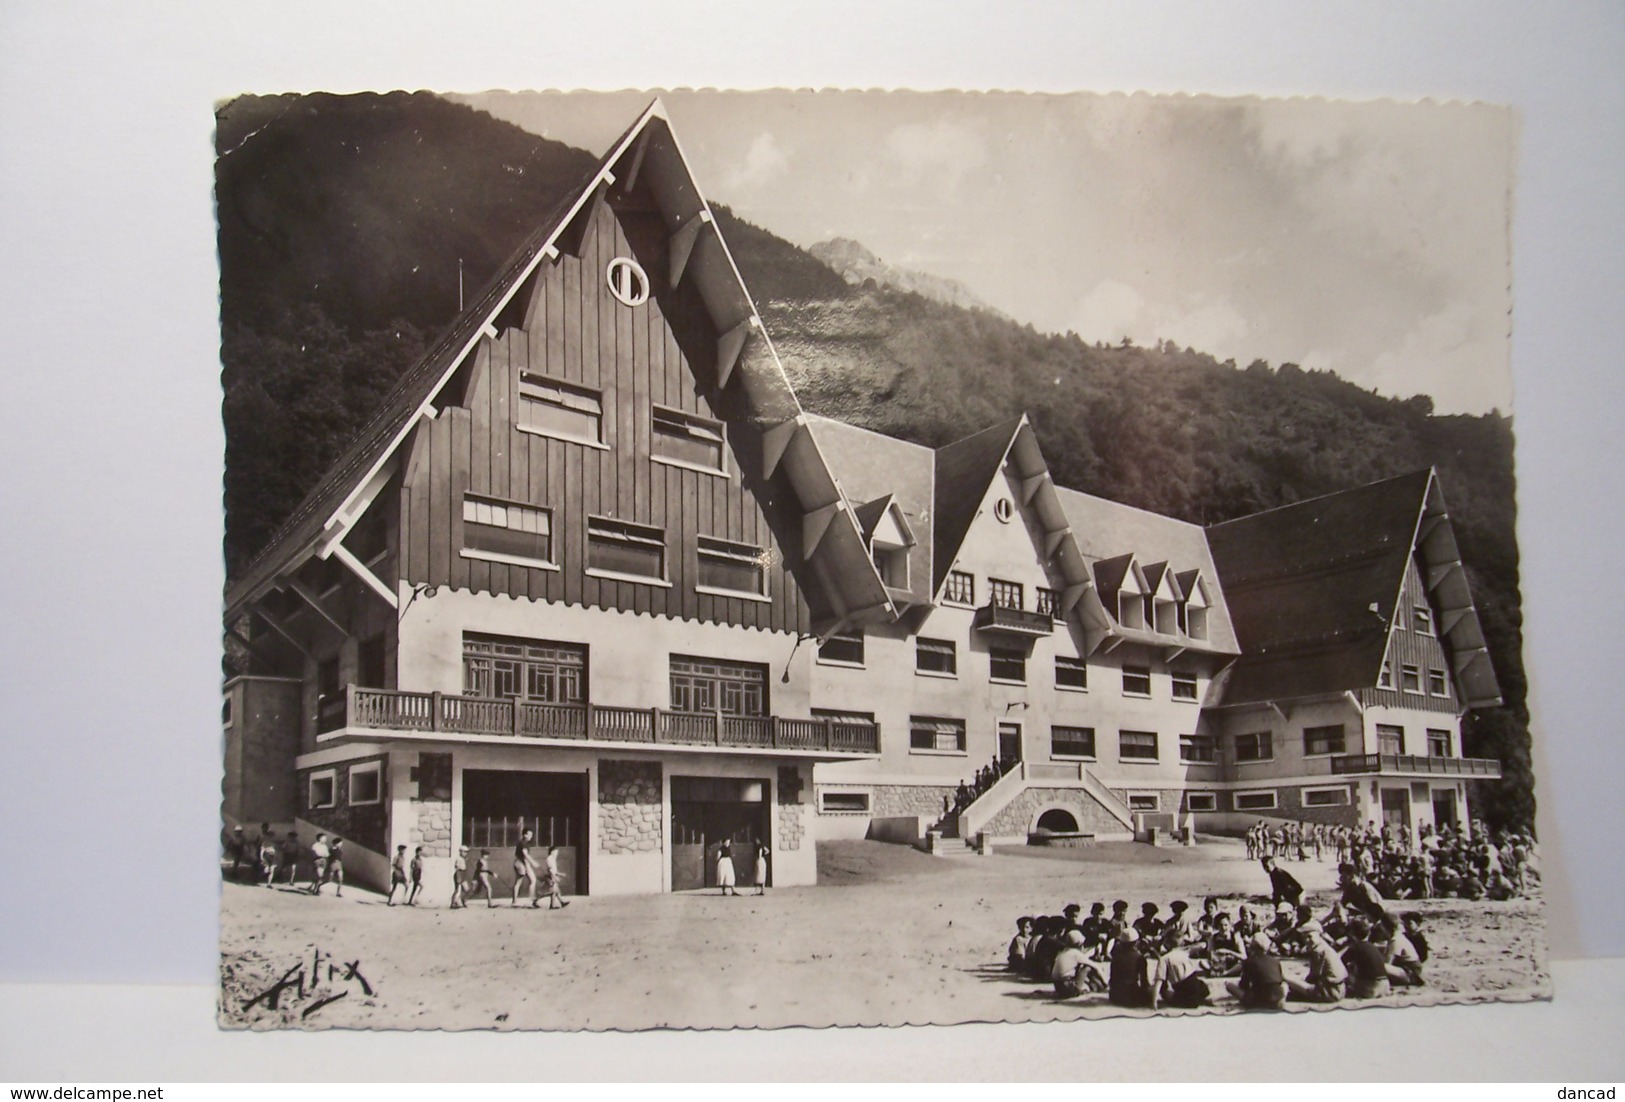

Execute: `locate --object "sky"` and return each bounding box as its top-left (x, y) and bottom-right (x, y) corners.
top-left (456, 90), bottom-right (1514, 416)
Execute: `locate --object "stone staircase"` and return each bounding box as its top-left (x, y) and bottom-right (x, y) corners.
top-left (952, 761), bottom-right (1136, 846)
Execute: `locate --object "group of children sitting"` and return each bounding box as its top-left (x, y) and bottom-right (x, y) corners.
top-left (1007, 870), bottom-right (1431, 1011)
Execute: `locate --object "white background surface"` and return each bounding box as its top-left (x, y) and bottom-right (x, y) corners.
top-left (0, 0), bottom-right (1621, 1079)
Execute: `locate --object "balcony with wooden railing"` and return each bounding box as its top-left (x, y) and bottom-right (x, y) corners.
top-left (318, 685), bottom-right (880, 758)
top-left (972, 601), bottom-right (1055, 638)
top-left (1329, 753), bottom-right (1502, 779)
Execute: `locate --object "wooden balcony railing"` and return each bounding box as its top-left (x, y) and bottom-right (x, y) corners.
top-left (972, 602), bottom-right (1055, 638)
top-left (1330, 753), bottom-right (1502, 779)
top-left (331, 685), bottom-right (880, 755)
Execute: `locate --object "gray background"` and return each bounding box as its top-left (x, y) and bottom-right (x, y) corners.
top-left (0, 0), bottom-right (1619, 998)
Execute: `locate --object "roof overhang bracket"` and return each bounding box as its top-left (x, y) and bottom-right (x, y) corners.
top-left (1061, 581), bottom-right (1092, 615)
top-left (1043, 528), bottom-right (1068, 558)
top-left (226, 622), bottom-right (281, 666)
top-left (1417, 514), bottom-right (1448, 543)
top-left (1427, 560), bottom-right (1464, 590)
top-left (803, 500), bottom-right (847, 558)
top-left (1437, 606), bottom-right (1473, 635)
top-left (1343, 690), bottom-right (1365, 714)
top-left (1020, 471), bottom-right (1049, 506)
top-left (1164, 645), bottom-right (1187, 664)
top-left (669, 210), bottom-right (714, 288)
top-left (762, 414), bottom-right (807, 480)
top-left (715, 315), bottom-right (760, 390)
top-left (1268, 702), bottom-right (1290, 723)
top-left (1099, 634), bottom-right (1124, 655)
top-left (286, 577), bottom-right (349, 638)
top-left (251, 605), bottom-right (313, 662)
top-left (320, 538), bottom-right (399, 610)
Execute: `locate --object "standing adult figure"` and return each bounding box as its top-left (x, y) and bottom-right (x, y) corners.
top-left (512, 828), bottom-right (540, 908)
top-left (716, 838), bottom-right (737, 896)
top-left (753, 839), bottom-right (769, 896)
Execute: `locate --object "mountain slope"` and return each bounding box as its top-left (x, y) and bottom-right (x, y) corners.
top-left (808, 237), bottom-right (1008, 317)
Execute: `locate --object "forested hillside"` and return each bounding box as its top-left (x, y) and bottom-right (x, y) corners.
top-left (215, 92), bottom-right (1531, 831)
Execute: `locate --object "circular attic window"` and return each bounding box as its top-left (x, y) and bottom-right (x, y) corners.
top-left (606, 256), bottom-right (650, 307)
top-left (994, 497), bottom-right (1015, 523)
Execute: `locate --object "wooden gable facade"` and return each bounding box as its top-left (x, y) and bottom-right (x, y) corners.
top-left (394, 184), bottom-right (813, 636)
top-left (1361, 555), bottom-right (1461, 714)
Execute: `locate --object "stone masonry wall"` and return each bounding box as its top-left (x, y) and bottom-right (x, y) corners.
top-left (777, 766), bottom-right (806, 851)
top-left (408, 751), bottom-right (453, 858)
top-left (984, 786), bottom-right (1126, 838)
top-left (598, 759), bottom-right (663, 855)
top-left (869, 784), bottom-right (956, 820)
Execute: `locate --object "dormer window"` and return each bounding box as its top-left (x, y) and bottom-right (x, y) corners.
top-left (863, 498), bottom-right (915, 590)
top-left (1179, 572), bottom-right (1211, 640)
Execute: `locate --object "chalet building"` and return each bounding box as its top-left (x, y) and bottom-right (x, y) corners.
top-left (222, 100), bottom-right (1504, 898)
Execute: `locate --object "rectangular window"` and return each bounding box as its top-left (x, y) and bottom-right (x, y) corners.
top-left (1401, 664), bottom-right (1422, 693)
top-left (943, 570), bottom-right (975, 605)
top-left (1035, 587), bottom-right (1062, 620)
top-left (1304, 724), bottom-right (1346, 756)
top-left (1186, 605), bottom-right (1208, 640)
top-left (1179, 734), bottom-right (1216, 763)
top-left (670, 656), bottom-right (768, 716)
top-left (1413, 605), bottom-right (1434, 635)
top-left (586, 516), bottom-right (666, 582)
top-left (462, 495), bottom-right (554, 566)
top-left (1234, 730), bottom-right (1273, 762)
top-left (817, 630), bottom-right (865, 667)
top-left (1127, 793), bottom-right (1160, 812)
top-left (347, 761), bottom-right (381, 806)
top-left (1122, 665), bottom-right (1152, 696)
top-left (1428, 729), bottom-right (1452, 757)
top-left (1235, 790), bottom-right (1278, 811)
top-left (818, 790), bottom-right (871, 814)
top-left (988, 578), bottom-right (1023, 610)
top-left (915, 638), bottom-right (957, 676)
top-left (1428, 668), bottom-right (1449, 697)
top-left (1119, 730), bottom-right (1158, 761)
top-left (910, 716), bottom-right (966, 754)
top-left (1184, 791), bottom-right (1218, 813)
top-left (518, 373), bottom-right (603, 445)
top-left (1051, 725), bottom-right (1096, 759)
top-left (463, 634), bottom-right (587, 703)
top-left (989, 645), bottom-right (1027, 683)
top-left (652, 405), bottom-right (725, 472)
top-left (1171, 670), bottom-right (1199, 701)
top-left (1303, 787), bottom-right (1350, 808)
top-left (1377, 724), bottom-right (1404, 756)
top-left (696, 536), bottom-right (765, 597)
top-left (1378, 660), bottom-right (1395, 690)
top-left (308, 769), bottom-right (336, 810)
top-left (1055, 655), bottom-right (1088, 691)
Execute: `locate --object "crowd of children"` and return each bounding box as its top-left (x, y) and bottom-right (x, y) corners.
top-left (1006, 862), bottom-right (1440, 1012)
top-left (1249, 819), bottom-right (1540, 902)
top-left (222, 822), bottom-right (577, 910)
top-left (221, 822), bottom-right (346, 896)
top-left (947, 756), bottom-right (1017, 818)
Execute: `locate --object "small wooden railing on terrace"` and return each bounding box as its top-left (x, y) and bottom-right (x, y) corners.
top-left (1329, 753), bottom-right (1502, 778)
top-left (325, 685), bottom-right (880, 755)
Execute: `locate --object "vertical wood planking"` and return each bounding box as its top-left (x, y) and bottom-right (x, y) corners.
top-left (450, 412), bottom-right (475, 595)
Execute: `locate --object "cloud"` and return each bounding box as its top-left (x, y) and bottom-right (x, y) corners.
top-left (1363, 301), bottom-right (1511, 415)
top-left (721, 131), bottom-right (791, 193)
top-left (883, 117), bottom-right (989, 193)
top-left (1071, 279), bottom-right (1146, 342)
top-left (1154, 295), bottom-right (1251, 355)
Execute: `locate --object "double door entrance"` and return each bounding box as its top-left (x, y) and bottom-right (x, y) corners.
top-left (462, 769), bottom-right (586, 896)
top-left (670, 775), bottom-right (769, 891)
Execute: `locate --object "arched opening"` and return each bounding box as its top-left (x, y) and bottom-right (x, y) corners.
top-left (1035, 808), bottom-right (1080, 834)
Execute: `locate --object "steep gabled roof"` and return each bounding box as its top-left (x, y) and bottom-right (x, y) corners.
top-left (1206, 469), bottom-right (1501, 708)
top-left (931, 417), bottom-right (1025, 592)
top-left (226, 100), bottom-right (896, 631)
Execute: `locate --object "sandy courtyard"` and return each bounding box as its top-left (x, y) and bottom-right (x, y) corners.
top-left (219, 838), bottom-right (1550, 1031)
